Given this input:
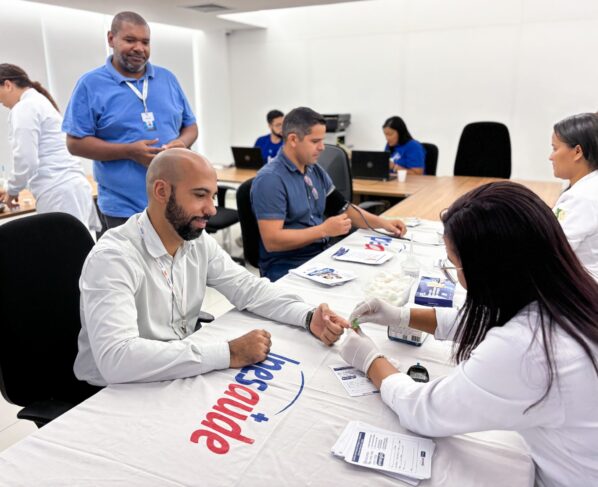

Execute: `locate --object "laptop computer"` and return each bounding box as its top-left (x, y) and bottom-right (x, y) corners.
top-left (350, 150), bottom-right (395, 181)
top-left (231, 147), bottom-right (265, 169)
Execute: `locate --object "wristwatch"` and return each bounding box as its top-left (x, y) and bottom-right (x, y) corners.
top-left (305, 308), bottom-right (316, 335)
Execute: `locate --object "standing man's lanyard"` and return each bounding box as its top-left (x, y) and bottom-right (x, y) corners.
top-left (126, 78), bottom-right (156, 130)
top-left (136, 219), bottom-right (188, 338)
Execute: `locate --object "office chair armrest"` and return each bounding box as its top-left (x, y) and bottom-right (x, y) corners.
top-left (216, 184), bottom-right (239, 207)
top-left (194, 311), bottom-right (215, 331)
top-left (17, 399), bottom-right (76, 428)
top-left (358, 200), bottom-right (389, 215)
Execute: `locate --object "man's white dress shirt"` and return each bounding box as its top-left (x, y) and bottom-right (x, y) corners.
top-left (75, 210), bottom-right (313, 386)
top-left (554, 170), bottom-right (598, 279)
top-left (380, 306), bottom-right (598, 487)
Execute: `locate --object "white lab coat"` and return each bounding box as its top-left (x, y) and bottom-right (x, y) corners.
top-left (380, 306), bottom-right (598, 487)
top-left (6, 88), bottom-right (100, 231)
top-left (553, 170), bottom-right (598, 279)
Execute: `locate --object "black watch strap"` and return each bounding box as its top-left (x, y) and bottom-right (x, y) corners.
top-left (305, 309), bottom-right (316, 335)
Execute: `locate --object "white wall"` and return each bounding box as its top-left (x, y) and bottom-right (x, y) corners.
top-left (0, 1), bottom-right (230, 177)
top-left (227, 0), bottom-right (598, 180)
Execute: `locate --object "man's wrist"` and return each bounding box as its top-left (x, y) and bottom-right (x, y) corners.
top-left (304, 308), bottom-right (316, 336)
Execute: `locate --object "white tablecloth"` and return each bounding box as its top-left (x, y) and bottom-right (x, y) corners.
top-left (0, 226), bottom-right (534, 486)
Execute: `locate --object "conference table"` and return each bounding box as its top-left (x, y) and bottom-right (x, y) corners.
top-left (216, 166), bottom-right (563, 214)
top-left (0, 223), bottom-right (537, 486)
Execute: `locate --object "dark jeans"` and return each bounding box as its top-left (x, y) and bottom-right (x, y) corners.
top-left (97, 210), bottom-right (130, 239)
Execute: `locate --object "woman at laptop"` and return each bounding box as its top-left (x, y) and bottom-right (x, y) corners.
top-left (550, 112), bottom-right (598, 280)
top-left (383, 116), bottom-right (426, 175)
top-left (341, 182), bottom-right (598, 487)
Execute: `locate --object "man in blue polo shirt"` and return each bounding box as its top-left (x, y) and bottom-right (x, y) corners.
top-left (254, 109), bottom-right (284, 162)
top-left (63, 11), bottom-right (197, 233)
top-left (251, 107), bottom-right (406, 281)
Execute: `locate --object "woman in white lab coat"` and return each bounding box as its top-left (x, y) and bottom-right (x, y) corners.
top-left (550, 112), bottom-right (598, 279)
top-left (0, 64), bottom-right (99, 232)
top-left (341, 182), bottom-right (598, 487)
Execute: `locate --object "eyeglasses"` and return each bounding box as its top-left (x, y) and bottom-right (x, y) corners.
top-left (438, 258), bottom-right (462, 284)
top-left (304, 174), bottom-right (319, 200)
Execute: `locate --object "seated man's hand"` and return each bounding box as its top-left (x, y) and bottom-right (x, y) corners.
top-left (228, 329), bottom-right (272, 368)
top-left (309, 303), bottom-right (349, 346)
top-left (322, 214), bottom-right (352, 238)
top-left (339, 329), bottom-right (384, 375)
top-left (349, 298), bottom-right (410, 328)
top-left (382, 218), bottom-right (406, 237)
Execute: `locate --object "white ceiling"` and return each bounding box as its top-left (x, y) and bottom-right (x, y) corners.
top-left (24, 0), bottom-right (367, 31)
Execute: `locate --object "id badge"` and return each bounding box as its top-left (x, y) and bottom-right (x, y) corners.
top-left (141, 111), bottom-right (156, 131)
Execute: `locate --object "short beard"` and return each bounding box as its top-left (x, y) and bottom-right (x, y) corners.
top-left (114, 52), bottom-right (146, 74)
top-left (165, 187), bottom-right (208, 241)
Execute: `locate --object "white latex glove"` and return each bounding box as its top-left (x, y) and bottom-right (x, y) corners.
top-left (339, 330), bottom-right (384, 374)
top-left (349, 298), bottom-right (410, 328)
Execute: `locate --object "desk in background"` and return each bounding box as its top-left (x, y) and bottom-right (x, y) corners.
top-left (0, 176), bottom-right (99, 221)
top-left (0, 228), bottom-right (534, 486)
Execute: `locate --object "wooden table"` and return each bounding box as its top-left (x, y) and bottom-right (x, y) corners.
top-left (215, 167), bottom-right (433, 199)
top-left (383, 176), bottom-right (563, 221)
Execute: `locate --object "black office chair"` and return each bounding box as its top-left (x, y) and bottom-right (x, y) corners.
top-left (236, 178), bottom-right (261, 269)
top-left (421, 142), bottom-right (439, 176)
top-left (317, 144), bottom-right (388, 215)
top-left (454, 122), bottom-right (511, 178)
top-left (206, 184), bottom-right (244, 265)
top-left (0, 213), bottom-right (102, 428)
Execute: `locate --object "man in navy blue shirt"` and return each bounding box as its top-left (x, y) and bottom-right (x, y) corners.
top-left (251, 107), bottom-right (406, 281)
top-left (63, 11), bottom-right (198, 234)
top-left (254, 110), bottom-right (284, 162)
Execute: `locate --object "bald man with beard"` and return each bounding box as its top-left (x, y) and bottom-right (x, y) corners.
top-left (75, 148), bottom-right (349, 386)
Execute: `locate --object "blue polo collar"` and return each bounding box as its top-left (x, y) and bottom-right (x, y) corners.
top-left (104, 55), bottom-right (155, 84)
top-left (278, 150), bottom-right (315, 176)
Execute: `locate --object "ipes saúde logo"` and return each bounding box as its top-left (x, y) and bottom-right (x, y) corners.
top-left (190, 352), bottom-right (303, 454)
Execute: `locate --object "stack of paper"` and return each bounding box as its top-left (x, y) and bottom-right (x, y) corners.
top-left (332, 421), bottom-right (435, 485)
top-left (331, 246), bottom-right (393, 265)
top-left (289, 263), bottom-right (357, 286)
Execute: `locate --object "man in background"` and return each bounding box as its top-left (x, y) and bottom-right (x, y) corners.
top-left (254, 109), bottom-right (284, 162)
top-left (251, 106), bottom-right (406, 281)
top-left (63, 11), bottom-right (197, 234)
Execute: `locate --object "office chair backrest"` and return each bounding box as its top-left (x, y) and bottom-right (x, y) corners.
top-left (317, 144), bottom-right (353, 202)
top-left (0, 213), bottom-right (98, 407)
top-left (421, 142), bottom-right (439, 176)
top-left (236, 178), bottom-right (260, 268)
top-left (454, 122), bottom-right (511, 178)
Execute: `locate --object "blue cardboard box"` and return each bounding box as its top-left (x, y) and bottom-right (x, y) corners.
top-left (414, 276), bottom-right (455, 307)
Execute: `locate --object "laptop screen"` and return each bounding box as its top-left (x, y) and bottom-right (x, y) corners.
top-left (351, 151), bottom-right (393, 181)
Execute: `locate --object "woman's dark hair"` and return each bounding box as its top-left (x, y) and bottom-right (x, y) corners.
top-left (554, 113), bottom-right (598, 170)
top-left (0, 63), bottom-right (60, 112)
top-left (382, 116), bottom-right (413, 146)
top-left (442, 181), bottom-right (598, 409)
